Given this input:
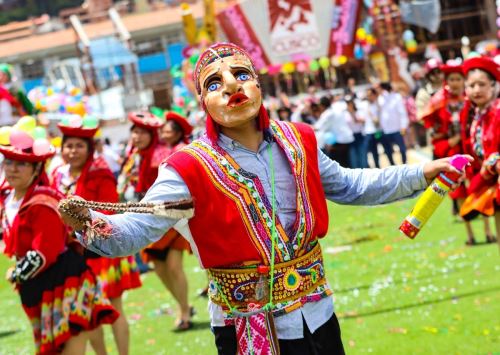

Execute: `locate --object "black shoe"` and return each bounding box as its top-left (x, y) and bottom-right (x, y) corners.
top-left (173, 320), bottom-right (194, 332)
top-left (486, 235), bottom-right (497, 244)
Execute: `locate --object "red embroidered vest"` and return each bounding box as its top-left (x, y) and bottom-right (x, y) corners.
top-left (167, 120), bottom-right (328, 269)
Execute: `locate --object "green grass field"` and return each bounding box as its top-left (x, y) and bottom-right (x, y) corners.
top-left (1, 198), bottom-right (499, 355)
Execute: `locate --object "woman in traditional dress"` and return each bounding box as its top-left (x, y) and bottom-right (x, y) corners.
top-left (0, 127), bottom-right (118, 355)
top-left (460, 56), bottom-right (499, 247)
top-left (117, 112), bottom-right (167, 202)
top-left (422, 63), bottom-right (490, 245)
top-left (142, 111), bottom-right (194, 330)
top-left (51, 120), bottom-right (141, 354)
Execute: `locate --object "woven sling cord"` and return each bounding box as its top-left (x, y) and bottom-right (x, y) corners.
top-left (58, 198), bottom-right (194, 244)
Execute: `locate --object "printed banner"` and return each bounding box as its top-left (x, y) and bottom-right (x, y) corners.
top-left (217, 4), bottom-right (271, 69)
top-left (267, 0), bottom-right (321, 55)
top-left (328, 0), bottom-right (362, 58)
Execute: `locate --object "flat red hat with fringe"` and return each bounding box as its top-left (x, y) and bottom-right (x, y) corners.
top-left (463, 56), bottom-right (500, 82)
top-left (128, 111), bottom-right (164, 130)
top-left (440, 64), bottom-right (464, 76)
top-left (0, 145), bottom-right (55, 162)
top-left (165, 111), bottom-right (193, 136)
top-left (57, 124), bottom-right (99, 138)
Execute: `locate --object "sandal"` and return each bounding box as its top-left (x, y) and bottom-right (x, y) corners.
top-left (486, 235), bottom-right (497, 244)
top-left (173, 319), bottom-right (194, 332)
top-left (465, 239), bottom-right (477, 246)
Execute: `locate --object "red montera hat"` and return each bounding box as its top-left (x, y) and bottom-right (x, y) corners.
top-left (424, 58), bottom-right (442, 73)
top-left (440, 64), bottom-right (464, 77)
top-left (0, 145), bottom-right (55, 162)
top-left (165, 111), bottom-right (193, 136)
top-left (58, 124), bottom-right (99, 138)
top-left (463, 56), bottom-right (500, 82)
top-left (128, 112), bottom-right (164, 130)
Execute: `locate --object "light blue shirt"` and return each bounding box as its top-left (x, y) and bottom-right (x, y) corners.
top-left (78, 131), bottom-right (427, 339)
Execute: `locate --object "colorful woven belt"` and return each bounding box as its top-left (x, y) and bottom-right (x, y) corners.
top-left (207, 243), bottom-right (326, 311)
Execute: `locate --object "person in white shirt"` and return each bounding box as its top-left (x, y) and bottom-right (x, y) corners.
top-left (94, 137), bottom-right (122, 177)
top-left (314, 96), bottom-right (353, 167)
top-left (361, 88), bottom-right (382, 168)
top-left (343, 95), bottom-right (367, 168)
top-left (377, 82), bottom-right (409, 165)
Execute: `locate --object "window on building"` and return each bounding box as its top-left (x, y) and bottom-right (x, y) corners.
top-left (134, 38), bottom-right (164, 56)
top-left (165, 31), bottom-right (182, 44)
top-left (20, 60), bottom-right (44, 79)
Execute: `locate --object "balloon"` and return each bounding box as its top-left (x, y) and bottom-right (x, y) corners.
top-left (309, 60), bottom-right (320, 72)
top-left (405, 39), bottom-right (418, 53)
top-left (281, 62), bottom-right (295, 74)
top-left (32, 138), bottom-right (51, 155)
top-left (82, 115), bottom-right (99, 128)
top-left (466, 51), bottom-right (480, 59)
top-left (354, 45), bottom-right (364, 60)
top-left (16, 116), bottom-right (37, 132)
top-left (324, 132), bottom-right (336, 145)
top-left (0, 126), bottom-right (12, 145)
top-left (296, 62), bottom-right (308, 73)
top-left (150, 107), bottom-right (165, 119)
top-left (338, 55), bottom-right (348, 65)
top-left (406, 44), bottom-right (417, 53)
top-left (319, 57), bottom-right (330, 69)
top-left (366, 34), bottom-right (376, 45)
top-left (74, 102), bottom-right (86, 116)
top-left (402, 29), bottom-right (414, 42)
top-left (356, 28), bottom-right (366, 41)
top-left (69, 115), bottom-right (83, 127)
top-left (9, 128), bottom-right (34, 150)
top-left (32, 126), bottom-right (47, 139)
top-left (51, 136), bottom-right (62, 148)
top-left (47, 87), bottom-right (54, 96)
top-left (259, 67), bottom-right (268, 75)
top-left (267, 64), bottom-right (282, 75)
top-left (60, 116), bottom-right (70, 126)
top-left (405, 39), bottom-right (417, 47)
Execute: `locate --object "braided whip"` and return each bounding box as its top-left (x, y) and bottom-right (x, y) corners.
top-left (58, 198), bottom-right (194, 244)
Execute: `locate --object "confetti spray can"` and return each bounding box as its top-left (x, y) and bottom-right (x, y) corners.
top-left (400, 155), bottom-right (469, 239)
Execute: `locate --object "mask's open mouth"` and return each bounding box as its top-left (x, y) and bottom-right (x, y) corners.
top-left (227, 93), bottom-right (249, 108)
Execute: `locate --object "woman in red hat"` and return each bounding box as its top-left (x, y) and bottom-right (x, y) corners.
top-left (117, 112), bottom-right (168, 201)
top-left (142, 111), bottom-right (194, 330)
top-left (51, 119), bottom-right (141, 355)
top-left (0, 127), bottom-right (118, 354)
top-left (422, 63), bottom-right (484, 243)
top-left (460, 56), bottom-right (500, 247)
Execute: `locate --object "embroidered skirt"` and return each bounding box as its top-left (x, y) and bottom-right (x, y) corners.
top-left (86, 256), bottom-right (142, 299)
top-left (19, 249), bottom-right (119, 355)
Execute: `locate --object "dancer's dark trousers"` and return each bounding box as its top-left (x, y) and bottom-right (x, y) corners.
top-left (212, 313), bottom-right (345, 355)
